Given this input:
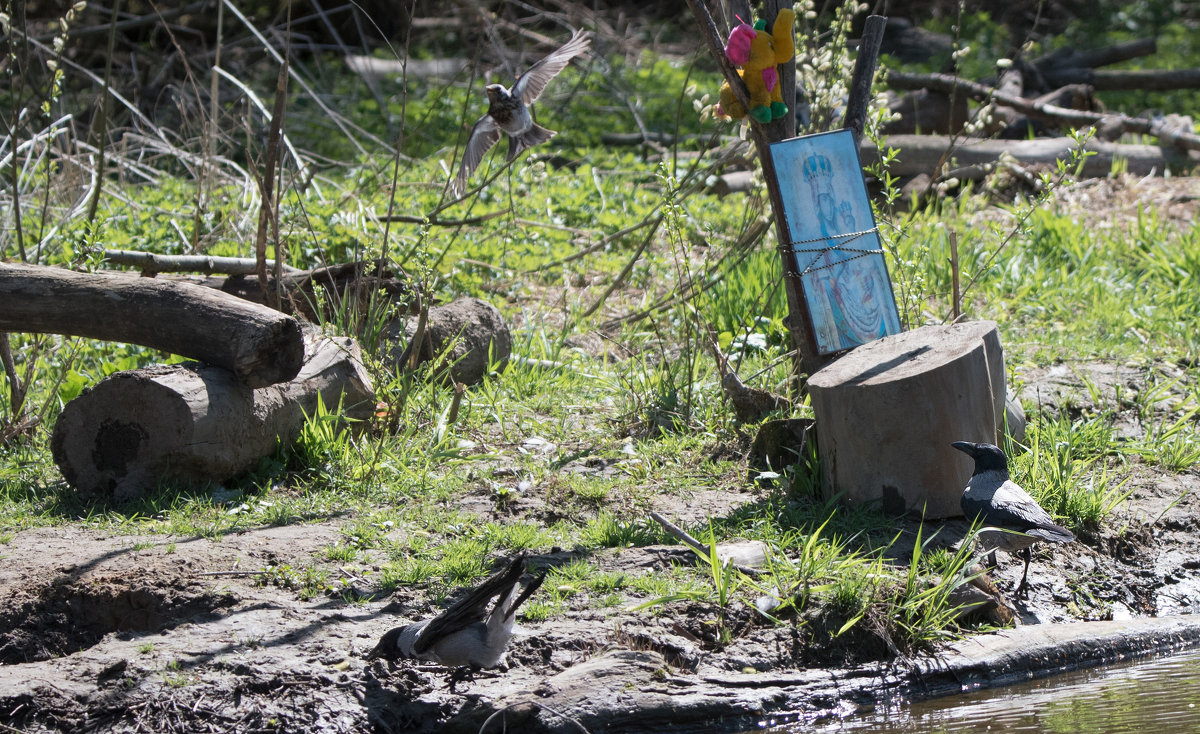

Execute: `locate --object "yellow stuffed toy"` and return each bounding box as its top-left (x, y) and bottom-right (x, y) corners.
top-left (716, 9), bottom-right (796, 123)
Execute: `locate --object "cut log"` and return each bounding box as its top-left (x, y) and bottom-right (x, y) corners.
top-left (807, 321), bottom-right (1006, 519)
top-left (707, 171), bottom-right (756, 197)
top-left (0, 262), bottom-right (303, 388)
top-left (748, 418), bottom-right (813, 481)
top-left (51, 328), bottom-right (375, 501)
top-left (876, 17), bottom-right (953, 65)
top-left (882, 88), bottom-right (971, 135)
top-left (382, 297), bottom-right (512, 385)
top-left (860, 134), bottom-right (1195, 179)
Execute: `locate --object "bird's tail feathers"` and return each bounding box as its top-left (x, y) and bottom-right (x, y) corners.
top-left (504, 573), bottom-right (545, 622)
top-left (1030, 524), bottom-right (1075, 543)
top-left (507, 124), bottom-right (556, 161)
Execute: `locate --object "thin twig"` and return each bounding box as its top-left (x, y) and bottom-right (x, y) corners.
top-left (220, 0), bottom-right (388, 155)
top-left (603, 217), bottom-right (769, 328)
top-left (581, 218), bottom-right (662, 318)
top-left (379, 210), bottom-right (509, 226)
top-left (949, 229), bottom-right (961, 321)
top-left (0, 334), bottom-right (26, 414)
top-left (84, 0), bottom-right (121, 225)
top-left (650, 511), bottom-right (709, 556)
top-left (650, 512), bottom-right (764, 576)
top-left (477, 700), bottom-right (591, 734)
top-left (525, 214), bottom-right (662, 273)
top-left (102, 249), bottom-right (303, 276)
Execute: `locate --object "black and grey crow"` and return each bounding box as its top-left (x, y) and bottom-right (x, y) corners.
top-left (952, 441), bottom-right (1075, 597)
top-left (368, 554), bottom-right (543, 681)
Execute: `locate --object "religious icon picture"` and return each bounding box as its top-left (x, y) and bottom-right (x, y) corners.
top-left (769, 129), bottom-right (902, 355)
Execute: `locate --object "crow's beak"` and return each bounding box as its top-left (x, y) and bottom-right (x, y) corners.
top-left (367, 627), bottom-right (403, 661)
top-left (950, 441), bottom-right (977, 456)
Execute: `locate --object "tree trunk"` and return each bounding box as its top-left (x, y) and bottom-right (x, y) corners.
top-left (807, 321), bottom-right (1006, 519)
top-left (0, 262), bottom-right (303, 388)
top-left (51, 327), bottom-right (375, 502)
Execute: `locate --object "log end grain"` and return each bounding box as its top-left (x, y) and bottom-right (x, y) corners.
top-left (51, 367), bottom-right (209, 501)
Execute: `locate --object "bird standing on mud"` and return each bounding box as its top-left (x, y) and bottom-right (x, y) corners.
top-left (952, 441), bottom-right (1076, 597)
top-left (451, 29), bottom-right (591, 197)
top-left (368, 554), bottom-right (544, 682)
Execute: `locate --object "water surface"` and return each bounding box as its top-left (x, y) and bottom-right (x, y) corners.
top-left (789, 647), bottom-right (1200, 733)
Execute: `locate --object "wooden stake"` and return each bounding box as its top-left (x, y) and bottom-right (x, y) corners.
top-left (447, 382), bottom-right (465, 425)
top-left (682, 0), bottom-right (822, 381)
top-left (843, 15), bottom-right (887, 149)
top-left (950, 229), bottom-right (962, 321)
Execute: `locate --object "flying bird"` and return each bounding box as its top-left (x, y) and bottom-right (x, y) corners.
top-left (952, 441), bottom-right (1076, 597)
top-left (450, 29), bottom-right (591, 197)
top-left (368, 554), bottom-right (544, 682)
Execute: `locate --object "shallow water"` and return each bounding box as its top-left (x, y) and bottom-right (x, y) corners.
top-left (782, 647), bottom-right (1200, 733)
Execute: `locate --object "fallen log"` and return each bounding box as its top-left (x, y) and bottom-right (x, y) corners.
top-left (0, 262), bottom-right (303, 388)
top-left (706, 170), bottom-right (756, 197)
top-left (51, 327), bottom-right (375, 501)
top-left (885, 70), bottom-right (1200, 153)
top-left (860, 134), bottom-right (1194, 178)
top-left (1032, 37), bottom-right (1157, 75)
top-left (1046, 67), bottom-right (1200, 92)
top-left (381, 297), bottom-right (512, 385)
top-left (882, 88), bottom-right (970, 135)
top-left (100, 254), bottom-right (418, 324)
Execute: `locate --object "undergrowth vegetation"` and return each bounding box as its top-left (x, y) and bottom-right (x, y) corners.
top-left (1, 1), bottom-right (1197, 657)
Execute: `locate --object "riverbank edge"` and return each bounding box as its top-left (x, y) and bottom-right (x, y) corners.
top-left (444, 614), bottom-right (1200, 733)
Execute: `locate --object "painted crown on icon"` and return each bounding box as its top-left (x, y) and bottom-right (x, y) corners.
top-left (802, 153), bottom-right (833, 181)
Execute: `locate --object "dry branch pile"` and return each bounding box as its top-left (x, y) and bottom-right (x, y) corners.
top-left (875, 18), bottom-right (1200, 186)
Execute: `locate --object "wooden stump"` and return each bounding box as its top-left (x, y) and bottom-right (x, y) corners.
top-left (51, 328), bottom-right (375, 502)
top-left (807, 321), bottom-right (1006, 518)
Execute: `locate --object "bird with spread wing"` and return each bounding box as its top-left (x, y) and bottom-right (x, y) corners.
top-left (451, 29), bottom-right (591, 197)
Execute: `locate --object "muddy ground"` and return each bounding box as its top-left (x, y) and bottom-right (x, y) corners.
top-left (1, 361), bottom-right (1198, 733)
top-left (1, 177), bottom-right (1199, 732)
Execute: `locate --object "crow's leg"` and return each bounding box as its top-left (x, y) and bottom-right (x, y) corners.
top-left (446, 666), bottom-right (479, 693)
top-left (1015, 547), bottom-right (1032, 598)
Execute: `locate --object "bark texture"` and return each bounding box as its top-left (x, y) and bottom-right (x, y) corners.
top-left (383, 297), bottom-right (512, 385)
top-left (0, 262), bottom-right (303, 388)
top-left (51, 328), bottom-right (374, 501)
